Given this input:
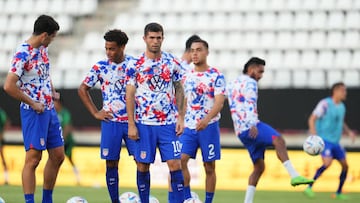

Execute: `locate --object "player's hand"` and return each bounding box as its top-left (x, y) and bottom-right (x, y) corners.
top-left (196, 118), bottom-right (209, 131)
top-left (128, 124), bottom-right (139, 140)
top-left (176, 119), bottom-right (184, 136)
top-left (31, 102), bottom-right (45, 114)
top-left (94, 109), bottom-right (113, 121)
top-left (248, 126), bottom-right (258, 139)
top-left (52, 92), bottom-right (60, 101)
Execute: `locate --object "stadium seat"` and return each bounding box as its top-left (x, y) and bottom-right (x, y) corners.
top-left (327, 70), bottom-right (343, 87)
top-left (293, 11), bottom-right (311, 30)
top-left (49, 0), bottom-right (65, 15)
top-left (82, 32), bottom-right (103, 51)
top-left (243, 13), bottom-right (261, 31)
top-left (302, 0), bottom-right (319, 11)
top-left (308, 70), bottom-right (325, 88)
top-left (273, 70), bottom-right (292, 88)
top-left (345, 11), bottom-right (360, 29)
top-left (334, 50), bottom-right (352, 69)
top-left (326, 31), bottom-right (343, 49)
top-left (292, 31), bottom-right (309, 49)
top-left (350, 50), bottom-right (360, 68)
top-left (343, 70), bottom-right (360, 87)
top-left (293, 69), bottom-right (308, 88)
top-left (318, 0), bottom-right (337, 10)
top-left (258, 69), bottom-right (274, 88)
top-left (301, 50), bottom-right (317, 69)
top-left (243, 31), bottom-right (259, 49)
top-left (276, 31), bottom-right (293, 49)
top-left (34, 0), bottom-right (49, 14)
top-left (327, 11), bottom-right (344, 30)
top-left (56, 50), bottom-right (74, 70)
top-left (0, 15), bottom-right (8, 34)
top-left (283, 50), bottom-right (300, 69)
top-left (343, 31), bottom-right (360, 49)
top-left (286, 0), bottom-right (302, 11)
top-left (308, 31), bottom-right (326, 49)
top-left (3, 34), bottom-right (19, 52)
top-left (261, 12), bottom-right (277, 30)
top-left (310, 11), bottom-right (327, 30)
top-left (8, 15), bottom-right (24, 34)
top-left (80, 0), bottom-right (98, 16)
top-left (266, 50), bottom-right (283, 69)
top-left (4, 0), bottom-right (20, 15)
top-left (19, 0), bottom-right (36, 15)
top-left (276, 12), bottom-right (293, 30)
top-left (317, 50), bottom-right (334, 69)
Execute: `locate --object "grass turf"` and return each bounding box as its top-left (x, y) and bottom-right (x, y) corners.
top-left (1, 185), bottom-right (360, 203)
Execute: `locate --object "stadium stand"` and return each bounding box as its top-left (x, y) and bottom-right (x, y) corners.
top-left (0, 0), bottom-right (359, 89)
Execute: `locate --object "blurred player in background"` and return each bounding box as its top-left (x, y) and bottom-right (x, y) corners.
top-left (180, 39), bottom-right (226, 203)
top-left (227, 57), bottom-right (314, 203)
top-left (126, 22), bottom-right (185, 203)
top-left (3, 15), bottom-right (64, 203)
top-left (54, 99), bottom-right (80, 185)
top-left (0, 107), bottom-right (10, 185)
top-left (180, 34), bottom-right (201, 72)
top-left (78, 29), bottom-right (137, 203)
top-left (304, 82), bottom-right (356, 200)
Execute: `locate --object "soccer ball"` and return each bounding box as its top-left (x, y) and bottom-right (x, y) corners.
top-left (149, 195), bottom-right (160, 203)
top-left (119, 192), bottom-right (140, 203)
top-left (66, 196), bottom-right (88, 203)
top-left (303, 135), bottom-right (325, 156)
top-left (190, 191), bottom-right (199, 199)
top-left (184, 197), bottom-right (203, 203)
top-left (0, 196), bottom-right (5, 203)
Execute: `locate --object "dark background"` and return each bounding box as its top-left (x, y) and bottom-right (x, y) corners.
top-left (1, 88), bottom-right (359, 131)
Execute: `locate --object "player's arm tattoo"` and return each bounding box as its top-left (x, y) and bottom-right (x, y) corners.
top-left (174, 81), bottom-right (185, 117)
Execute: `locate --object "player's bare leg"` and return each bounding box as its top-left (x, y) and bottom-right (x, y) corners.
top-left (334, 159), bottom-right (349, 200)
top-left (43, 146), bottom-right (64, 190)
top-left (244, 159), bottom-right (265, 203)
top-left (22, 149), bottom-right (42, 194)
top-left (273, 136), bottom-right (313, 186)
top-left (204, 161), bottom-right (216, 203)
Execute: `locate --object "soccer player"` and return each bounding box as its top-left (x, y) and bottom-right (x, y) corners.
top-left (0, 107), bottom-right (10, 185)
top-left (227, 57), bottom-right (314, 203)
top-left (54, 99), bottom-right (80, 185)
top-left (78, 29), bottom-right (137, 203)
top-left (180, 34), bottom-right (201, 72)
top-left (304, 82), bottom-right (356, 200)
top-left (180, 39), bottom-right (226, 203)
top-left (3, 15), bottom-right (64, 203)
top-left (126, 22), bottom-right (185, 203)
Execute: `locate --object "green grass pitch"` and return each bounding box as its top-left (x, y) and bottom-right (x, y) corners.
top-left (1, 185), bottom-right (360, 202)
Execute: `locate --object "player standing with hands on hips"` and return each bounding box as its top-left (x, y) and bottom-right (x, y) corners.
top-left (180, 38), bottom-right (226, 203)
top-left (4, 15), bottom-right (64, 203)
top-left (304, 82), bottom-right (356, 200)
top-left (78, 29), bottom-right (137, 203)
top-left (126, 22), bottom-right (185, 203)
top-left (227, 57), bottom-right (314, 203)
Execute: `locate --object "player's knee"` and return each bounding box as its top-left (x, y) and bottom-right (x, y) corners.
top-left (137, 162), bottom-right (150, 172)
top-left (203, 162), bottom-right (215, 174)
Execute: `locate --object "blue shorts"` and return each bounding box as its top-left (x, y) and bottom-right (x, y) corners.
top-left (180, 122), bottom-right (221, 162)
top-left (135, 123), bottom-right (181, 163)
top-left (239, 122), bottom-right (280, 163)
top-left (20, 108), bottom-right (63, 151)
top-left (100, 121), bottom-right (136, 160)
top-left (321, 140), bottom-right (346, 160)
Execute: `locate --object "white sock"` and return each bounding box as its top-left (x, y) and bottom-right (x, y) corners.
top-left (73, 166), bottom-right (80, 183)
top-left (244, 185), bottom-right (256, 203)
top-left (283, 160), bottom-right (299, 178)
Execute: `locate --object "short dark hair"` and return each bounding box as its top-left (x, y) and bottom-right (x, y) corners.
top-left (144, 22), bottom-right (164, 36)
top-left (104, 29), bottom-right (129, 46)
top-left (33, 15), bottom-right (59, 36)
top-left (185, 34), bottom-right (201, 51)
top-left (243, 57), bottom-right (266, 74)
top-left (191, 38), bottom-right (209, 50)
top-left (330, 82), bottom-right (345, 96)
